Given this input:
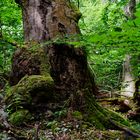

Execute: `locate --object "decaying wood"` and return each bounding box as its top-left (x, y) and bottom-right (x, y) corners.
top-left (12, 0), bottom-right (97, 97)
top-left (47, 43), bottom-right (97, 98)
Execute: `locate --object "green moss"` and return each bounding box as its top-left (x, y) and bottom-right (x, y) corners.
top-left (69, 2), bottom-right (82, 21)
top-left (79, 88), bottom-right (140, 135)
top-left (101, 130), bottom-right (124, 139)
top-left (18, 75), bottom-right (53, 90)
top-left (18, 47), bottom-right (50, 77)
top-left (30, 47), bottom-right (50, 76)
top-left (80, 88), bottom-right (130, 130)
top-left (72, 111), bottom-right (83, 120)
top-left (9, 109), bottom-right (32, 126)
top-left (5, 75), bottom-right (54, 114)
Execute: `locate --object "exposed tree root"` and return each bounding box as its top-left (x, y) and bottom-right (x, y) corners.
top-left (74, 88), bottom-right (140, 136)
top-left (110, 120), bottom-right (140, 138)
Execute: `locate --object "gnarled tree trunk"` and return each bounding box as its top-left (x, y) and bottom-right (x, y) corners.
top-left (9, 0), bottom-right (140, 134)
top-left (12, 0), bottom-right (96, 101)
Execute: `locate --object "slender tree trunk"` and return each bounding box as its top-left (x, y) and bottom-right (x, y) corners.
top-left (134, 79), bottom-right (140, 104)
top-left (121, 55), bottom-right (135, 97)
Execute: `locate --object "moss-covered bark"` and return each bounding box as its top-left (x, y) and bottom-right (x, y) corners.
top-left (10, 47), bottom-right (50, 85)
top-left (5, 75), bottom-right (55, 125)
top-left (47, 43), bottom-right (97, 98)
top-left (72, 89), bottom-right (140, 137)
top-left (5, 47), bottom-right (140, 136)
top-left (81, 89), bottom-right (129, 129)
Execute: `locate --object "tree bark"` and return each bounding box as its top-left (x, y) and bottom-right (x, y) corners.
top-left (47, 43), bottom-right (96, 99)
top-left (124, 0), bottom-right (136, 19)
top-left (134, 79), bottom-right (140, 104)
top-left (13, 0), bottom-right (96, 98)
top-left (21, 0), bottom-right (81, 42)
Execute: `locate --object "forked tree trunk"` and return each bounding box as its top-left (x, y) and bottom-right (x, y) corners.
top-left (11, 0), bottom-right (140, 134)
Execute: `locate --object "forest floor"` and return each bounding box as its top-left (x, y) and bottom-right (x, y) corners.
top-left (0, 89), bottom-right (140, 140)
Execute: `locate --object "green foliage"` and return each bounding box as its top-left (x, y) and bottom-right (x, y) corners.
top-left (72, 111), bottom-right (83, 120)
top-left (131, 121), bottom-right (140, 132)
top-left (83, 24), bottom-right (140, 89)
top-left (101, 2), bottom-right (125, 30)
top-left (0, 0), bottom-right (23, 74)
top-left (9, 109), bottom-right (32, 126)
top-left (46, 120), bottom-right (59, 134)
top-left (54, 109), bottom-right (67, 119)
top-left (79, 0), bottom-right (126, 34)
top-left (0, 40), bottom-right (15, 73)
top-left (78, 4), bottom-right (140, 90)
top-left (0, 0), bottom-right (23, 41)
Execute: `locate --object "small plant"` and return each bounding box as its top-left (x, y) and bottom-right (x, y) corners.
top-left (72, 111), bottom-right (83, 120)
top-left (46, 120), bottom-right (59, 134)
top-left (54, 109), bottom-right (67, 119)
top-left (131, 121), bottom-right (140, 132)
